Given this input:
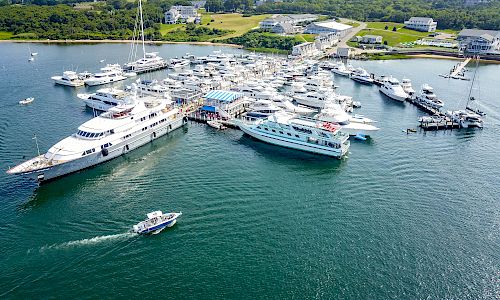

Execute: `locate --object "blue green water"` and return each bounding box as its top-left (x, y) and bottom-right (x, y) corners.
top-left (0, 43), bottom-right (498, 299)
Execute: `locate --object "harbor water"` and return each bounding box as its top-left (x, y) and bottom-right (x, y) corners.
top-left (0, 43), bottom-right (498, 298)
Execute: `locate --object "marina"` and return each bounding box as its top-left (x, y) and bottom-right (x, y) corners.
top-left (0, 42), bottom-right (498, 299)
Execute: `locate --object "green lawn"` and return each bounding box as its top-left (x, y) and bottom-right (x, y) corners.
top-left (159, 24), bottom-right (184, 35)
top-left (201, 13), bottom-right (270, 39)
top-left (0, 31), bottom-right (13, 39)
top-left (295, 34), bottom-right (316, 43)
top-left (343, 21), bottom-right (360, 28)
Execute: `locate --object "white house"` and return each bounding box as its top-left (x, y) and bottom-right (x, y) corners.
top-left (314, 33), bottom-right (339, 51)
top-left (271, 23), bottom-right (297, 34)
top-left (404, 17), bottom-right (437, 32)
top-left (259, 15), bottom-right (293, 30)
top-left (165, 5), bottom-right (199, 24)
top-left (304, 20), bottom-right (352, 37)
top-left (361, 35), bottom-right (383, 44)
top-left (292, 42), bottom-right (318, 57)
top-left (458, 29), bottom-right (500, 55)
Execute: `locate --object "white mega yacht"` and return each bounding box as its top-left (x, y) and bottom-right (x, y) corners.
top-left (136, 79), bottom-right (170, 97)
top-left (51, 71), bottom-right (85, 87)
top-left (7, 93), bottom-right (186, 182)
top-left (84, 64), bottom-right (127, 86)
top-left (379, 77), bottom-right (409, 102)
top-left (239, 112), bottom-right (350, 158)
top-left (77, 88), bottom-right (128, 111)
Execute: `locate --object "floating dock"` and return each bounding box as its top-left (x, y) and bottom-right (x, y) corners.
top-left (405, 98), bottom-right (460, 130)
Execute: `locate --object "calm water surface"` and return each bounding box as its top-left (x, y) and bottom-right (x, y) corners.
top-left (0, 43), bottom-right (498, 299)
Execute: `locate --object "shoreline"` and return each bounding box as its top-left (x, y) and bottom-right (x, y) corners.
top-left (406, 53), bottom-right (500, 64)
top-left (0, 39), bottom-right (243, 48)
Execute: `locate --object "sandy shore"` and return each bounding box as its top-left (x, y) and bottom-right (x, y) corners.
top-left (0, 39), bottom-right (243, 48)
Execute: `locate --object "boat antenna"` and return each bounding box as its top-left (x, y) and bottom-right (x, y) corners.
top-left (32, 134), bottom-right (40, 156)
top-left (139, 0), bottom-right (146, 59)
top-left (466, 55), bottom-right (479, 108)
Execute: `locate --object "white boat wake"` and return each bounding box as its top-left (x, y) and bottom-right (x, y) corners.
top-left (38, 232), bottom-right (136, 252)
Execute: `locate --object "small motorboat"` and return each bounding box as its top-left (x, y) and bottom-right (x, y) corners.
top-left (31, 52), bottom-right (38, 56)
top-left (28, 57), bottom-right (34, 62)
top-left (354, 133), bottom-right (367, 141)
top-left (133, 211), bottom-right (182, 235)
top-left (19, 97), bottom-right (34, 105)
top-left (207, 120), bottom-right (227, 130)
top-left (123, 72), bottom-right (137, 78)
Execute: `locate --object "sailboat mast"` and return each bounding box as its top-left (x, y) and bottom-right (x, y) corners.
top-left (139, 0), bottom-right (146, 59)
top-left (466, 55), bottom-right (479, 107)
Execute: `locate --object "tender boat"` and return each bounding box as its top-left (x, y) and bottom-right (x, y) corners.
top-left (331, 62), bottom-right (352, 76)
top-left (238, 112), bottom-right (350, 158)
top-left (51, 71), bottom-right (85, 87)
top-left (19, 97), bottom-right (34, 105)
top-left (133, 211), bottom-right (182, 235)
top-left (207, 120), bottom-right (227, 130)
top-left (379, 77), bottom-right (408, 102)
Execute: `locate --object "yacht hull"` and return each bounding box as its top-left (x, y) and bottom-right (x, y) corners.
top-left (15, 117), bottom-right (187, 183)
top-left (240, 124), bottom-right (348, 158)
top-left (84, 76), bottom-right (127, 86)
top-left (52, 78), bottom-right (84, 87)
top-left (380, 88), bottom-right (407, 102)
top-left (351, 77), bottom-right (373, 85)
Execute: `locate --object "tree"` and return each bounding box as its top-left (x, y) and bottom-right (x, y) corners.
top-left (384, 25), bottom-right (388, 30)
top-left (392, 26), bottom-right (397, 31)
top-left (205, 0), bottom-right (223, 13)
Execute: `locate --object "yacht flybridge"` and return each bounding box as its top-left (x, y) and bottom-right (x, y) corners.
top-left (122, 0), bottom-right (168, 74)
top-left (7, 89), bottom-right (187, 182)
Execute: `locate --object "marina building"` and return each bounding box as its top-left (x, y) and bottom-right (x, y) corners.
top-left (271, 23), bottom-right (298, 34)
top-left (457, 29), bottom-right (500, 55)
top-left (259, 14), bottom-right (318, 31)
top-left (361, 35), bottom-right (383, 44)
top-left (165, 5), bottom-right (199, 24)
top-left (404, 17), bottom-right (437, 32)
top-left (304, 20), bottom-right (352, 37)
top-left (291, 42), bottom-right (319, 57)
top-left (314, 33), bottom-right (340, 51)
top-left (202, 90), bottom-right (247, 118)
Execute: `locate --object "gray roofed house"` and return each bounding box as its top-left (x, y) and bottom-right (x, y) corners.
top-left (457, 29), bottom-right (500, 55)
top-left (271, 23), bottom-right (297, 34)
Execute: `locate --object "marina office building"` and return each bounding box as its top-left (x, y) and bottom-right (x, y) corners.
top-left (201, 90), bottom-right (247, 118)
top-left (458, 29), bottom-right (500, 55)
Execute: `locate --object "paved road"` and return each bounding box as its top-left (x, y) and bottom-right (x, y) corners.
top-left (327, 19), bottom-right (367, 55)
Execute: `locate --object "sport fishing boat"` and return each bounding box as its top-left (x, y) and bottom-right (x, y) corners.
top-left (84, 64), bottom-right (127, 86)
top-left (7, 88), bottom-right (187, 182)
top-left (416, 84), bottom-right (444, 109)
top-left (133, 211), bottom-right (182, 235)
top-left (238, 112), bottom-right (350, 158)
top-left (379, 77), bottom-right (408, 102)
top-left (77, 88), bottom-right (128, 111)
top-left (19, 97), bottom-right (34, 105)
top-left (51, 71), bottom-right (85, 87)
top-left (315, 105), bottom-right (379, 137)
top-left (401, 78), bottom-right (415, 96)
top-left (350, 68), bottom-right (374, 84)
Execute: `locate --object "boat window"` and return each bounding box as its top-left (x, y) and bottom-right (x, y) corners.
top-left (287, 133), bottom-right (291, 136)
top-left (279, 131), bottom-right (283, 134)
top-left (295, 134), bottom-right (300, 138)
top-left (264, 128), bottom-right (268, 131)
top-left (271, 129), bottom-right (276, 132)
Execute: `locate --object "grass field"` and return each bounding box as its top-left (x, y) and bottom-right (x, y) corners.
top-left (0, 31), bottom-right (13, 39)
top-left (201, 13), bottom-right (270, 39)
top-left (159, 24), bottom-right (184, 35)
top-left (295, 34), bottom-right (316, 43)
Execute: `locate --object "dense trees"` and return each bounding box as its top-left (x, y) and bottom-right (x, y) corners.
top-left (225, 29), bottom-right (301, 52)
top-left (255, 0), bottom-right (500, 30)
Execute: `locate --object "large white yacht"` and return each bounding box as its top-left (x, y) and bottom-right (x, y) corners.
top-left (7, 93), bottom-right (186, 182)
top-left (136, 79), bottom-right (169, 97)
top-left (124, 52), bottom-right (168, 74)
top-left (379, 77), bottom-right (408, 102)
top-left (416, 84), bottom-right (444, 109)
top-left (350, 68), bottom-right (374, 84)
top-left (77, 88), bottom-right (128, 111)
top-left (294, 92), bottom-right (335, 109)
top-left (315, 104), bottom-right (380, 136)
top-left (239, 112), bottom-right (350, 158)
top-left (51, 71), bottom-right (85, 87)
top-left (246, 99), bottom-right (283, 118)
top-left (84, 64), bottom-right (127, 86)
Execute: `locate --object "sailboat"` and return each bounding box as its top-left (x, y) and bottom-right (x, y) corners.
top-left (123, 0), bottom-right (168, 74)
top-left (444, 56), bottom-right (484, 128)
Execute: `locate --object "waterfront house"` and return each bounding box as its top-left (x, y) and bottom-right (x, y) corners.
top-left (291, 42), bottom-right (318, 57)
top-left (314, 33), bottom-right (339, 51)
top-left (165, 5), bottom-right (199, 24)
top-left (202, 90), bottom-right (247, 118)
top-left (404, 17), bottom-right (437, 32)
top-left (457, 29), bottom-right (500, 55)
top-left (304, 20), bottom-right (352, 37)
top-left (259, 14), bottom-right (318, 31)
top-left (361, 35), bottom-right (383, 44)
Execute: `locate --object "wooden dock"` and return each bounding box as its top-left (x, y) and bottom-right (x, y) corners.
top-left (449, 57), bottom-right (471, 78)
top-left (405, 98), bottom-right (461, 130)
top-left (187, 112), bottom-right (240, 129)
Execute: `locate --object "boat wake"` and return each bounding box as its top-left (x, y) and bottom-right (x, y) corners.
top-left (37, 232), bottom-right (136, 252)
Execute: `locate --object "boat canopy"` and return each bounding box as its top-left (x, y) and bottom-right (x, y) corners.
top-left (147, 211), bottom-right (163, 219)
